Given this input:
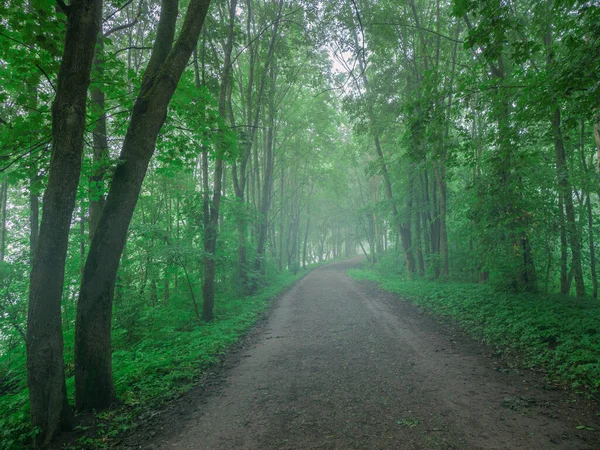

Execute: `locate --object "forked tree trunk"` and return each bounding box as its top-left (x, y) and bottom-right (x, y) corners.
top-left (27, 0), bottom-right (102, 445)
top-left (75, 0), bottom-right (212, 411)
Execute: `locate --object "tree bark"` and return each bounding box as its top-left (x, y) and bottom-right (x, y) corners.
top-left (552, 107), bottom-right (584, 296)
top-left (0, 181), bottom-right (7, 262)
top-left (75, 0), bottom-right (212, 411)
top-left (29, 178), bottom-right (39, 264)
top-left (89, 35), bottom-right (109, 240)
top-left (231, 0), bottom-right (283, 292)
top-left (558, 192), bottom-right (569, 294)
top-left (350, 24), bottom-right (415, 276)
top-left (434, 164), bottom-right (449, 278)
top-left (302, 192), bottom-right (312, 270)
top-left (201, 0), bottom-right (236, 322)
top-left (27, 0), bottom-right (102, 444)
top-left (254, 75), bottom-right (276, 285)
top-left (594, 120), bottom-right (600, 189)
top-left (585, 193), bottom-right (597, 298)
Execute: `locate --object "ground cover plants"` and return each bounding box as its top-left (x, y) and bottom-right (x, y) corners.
top-left (2, 0), bottom-right (600, 446)
top-left (0, 269), bottom-right (307, 450)
top-left (348, 268), bottom-right (600, 395)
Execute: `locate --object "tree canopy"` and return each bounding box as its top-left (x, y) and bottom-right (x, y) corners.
top-left (0, 0), bottom-right (599, 447)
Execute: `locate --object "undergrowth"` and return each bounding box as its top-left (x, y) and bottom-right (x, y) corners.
top-left (0, 268), bottom-right (309, 449)
top-left (348, 268), bottom-right (600, 394)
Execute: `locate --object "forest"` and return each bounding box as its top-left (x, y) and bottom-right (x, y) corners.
top-left (0, 0), bottom-right (599, 448)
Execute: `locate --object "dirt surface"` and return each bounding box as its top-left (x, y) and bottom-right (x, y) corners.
top-left (123, 258), bottom-right (600, 449)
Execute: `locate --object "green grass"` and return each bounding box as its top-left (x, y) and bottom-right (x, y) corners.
top-left (0, 268), bottom-right (310, 449)
top-left (348, 268), bottom-right (600, 394)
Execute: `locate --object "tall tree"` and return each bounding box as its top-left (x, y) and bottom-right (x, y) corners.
top-left (202, 0), bottom-right (237, 322)
top-left (26, 0), bottom-right (102, 445)
top-left (74, 0), bottom-right (212, 411)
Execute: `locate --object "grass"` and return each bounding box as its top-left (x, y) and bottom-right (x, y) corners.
top-left (348, 267), bottom-right (600, 394)
top-left (0, 267), bottom-right (313, 450)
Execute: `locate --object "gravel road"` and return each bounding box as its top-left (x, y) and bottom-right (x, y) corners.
top-left (134, 258), bottom-right (600, 450)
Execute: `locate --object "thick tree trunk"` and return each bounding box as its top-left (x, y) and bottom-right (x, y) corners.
top-left (75, 0), bottom-right (212, 411)
top-left (27, 0), bottom-right (101, 444)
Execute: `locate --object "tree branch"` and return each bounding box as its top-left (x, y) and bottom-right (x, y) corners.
top-left (114, 45), bottom-right (153, 56)
top-left (369, 22), bottom-right (464, 44)
top-left (104, 0), bottom-right (144, 37)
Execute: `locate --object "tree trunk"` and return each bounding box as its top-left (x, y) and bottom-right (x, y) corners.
top-left (0, 181), bottom-right (7, 262)
top-left (303, 196), bottom-right (311, 270)
top-left (278, 162), bottom-right (285, 271)
top-left (552, 107), bottom-right (584, 296)
top-left (434, 164), bottom-right (449, 278)
top-left (415, 202), bottom-right (425, 276)
top-left (201, 0), bottom-right (235, 322)
top-left (27, 0), bottom-right (102, 444)
top-left (254, 83), bottom-right (276, 285)
top-left (75, 0), bottom-right (212, 411)
top-left (350, 25), bottom-right (415, 276)
top-left (558, 192), bottom-right (569, 294)
top-left (231, 0), bottom-right (283, 293)
top-left (89, 35), bottom-right (109, 240)
top-left (594, 120), bottom-right (600, 189)
top-left (29, 178), bottom-right (39, 264)
top-left (79, 205), bottom-right (85, 272)
top-left (585, 193), bottom-right (598, 298)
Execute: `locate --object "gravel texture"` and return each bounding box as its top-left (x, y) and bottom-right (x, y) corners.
top-left (126, 258), bottom-right (600, 450)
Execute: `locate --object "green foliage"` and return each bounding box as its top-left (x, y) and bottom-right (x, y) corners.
top-left (349, 268), bottom-right (600, 392)
top-left (0, 268), bottom-right (308, 450)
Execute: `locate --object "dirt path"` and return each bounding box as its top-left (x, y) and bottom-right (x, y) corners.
top-left (130, 259), bottom-right (600, 449)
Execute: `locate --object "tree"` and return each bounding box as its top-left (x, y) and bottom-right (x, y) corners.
top-left (26, 0), bottom-right (102, 445)
top-left (74, 0), bottom-right (212, 411)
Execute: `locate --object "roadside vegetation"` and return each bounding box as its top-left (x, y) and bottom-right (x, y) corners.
top-left (0, 268), bottom-right (311, 449)
top-left (349, 265), bottom-right (600, 395)
top-left (1, 0), bottom-right (599, 447)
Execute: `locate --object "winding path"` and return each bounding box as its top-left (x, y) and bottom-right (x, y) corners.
top-left (136, 258), bottom-right (600, 450)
